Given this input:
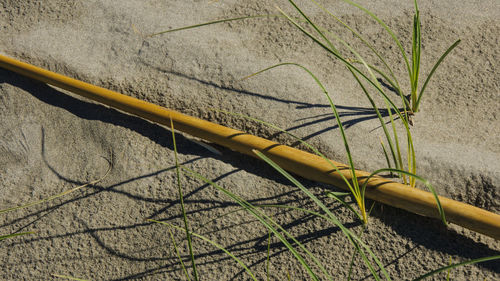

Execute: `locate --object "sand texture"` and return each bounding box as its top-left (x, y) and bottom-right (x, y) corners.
top-left (1, 0), bottom-right (499, 280)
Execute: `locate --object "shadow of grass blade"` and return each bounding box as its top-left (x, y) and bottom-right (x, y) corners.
top-left (412, 255), bottom-right (500, 281)
top-left (180, 166), bottom-right (327, 281)
top-left (197, 204), bottom-right (347, 236)
top-left (148, 219), bottom-right (258, 281)
top-left (170, 118), bottom-right (198, 281)
top-left (253, 150), bottom-right (391, 280)
top-left (215, 107), bottom-right (353, 193)
top-left (360, 62), bottom-right (410, 110)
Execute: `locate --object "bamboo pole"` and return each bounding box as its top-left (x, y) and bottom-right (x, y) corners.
top-left (1, 54), bottom-right (499, 240)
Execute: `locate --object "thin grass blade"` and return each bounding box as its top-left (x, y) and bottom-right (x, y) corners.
top-left (149, 219), bottom-right (258, 281)
top-left (277, 4), bottom-right (406, 122)
top-left (148, 15), bottom-right (277, 37)
top-left (181, 166), bottom-right (325, 281)
top-left (415, 39), bottom-right (460, 111)
top-left (360, 168), bottom-right (446, 225)
top-left (325, 191), bottom-right (364, 222)
top-left (0, 231), bottom-right (34, 241)
top-left (0, 162), bottom-right (111, 215)
top-left (51, 274), bottom-right (89, 281)
top-left (170, 119), bottom-right (198, 281)
top-left (266, 231), bottom-right (272, 281)
top-left (167, 224), bottom-right (192, 281)
top-left (310, 0), bottom-right (403, 94)
top-left (412, 255), bottom-right (500, 281)
top-left (338, 0), bottom-right (412, 81)
top-left (239, 63), bottom-right (355, 192)
top-left (253, 150), bottom-right (391, 280)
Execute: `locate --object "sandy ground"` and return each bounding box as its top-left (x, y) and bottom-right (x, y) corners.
top-left (0, 0), bottom-right (499, 280)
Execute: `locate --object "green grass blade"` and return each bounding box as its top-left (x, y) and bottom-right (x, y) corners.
top-left (336, 47), bottom-right (408, 181)
top-left (412, 255), bottom-right (500, 281)
top-left (379, 138), bottom-right (394, 175)
top-left (446, 257), bottom-right (452, 281)
top-left (360, 168), bottom-right (446, 225)
top-left (285, 1), bottom-right (340, 54)
top-left (415, 39), bottom-right (460, 111)
top-left (410, 12), bottom-right (420, 108)
top-left (339, 0), bottom-right (412, 82)
top-left (170, 119), bottom-right (198, 281)
top-left (282, 1), bottom-right (411, 135)
top-left (348, 70), bottom-right (403, 175)
top-left (240, 63), bottom-right (355, 192)
top-left (266, 231), bottom-right (272, 281)
top-left (181, 167), bottom-right (325, 281)
top-left (283, 0), bottom-right (416, 184)
top-left (285, 0), bottom-right (410, 131)
top-left (0, 162), bottom-right (111, 215)
top-left (148, 219), bottom-right (258, 281)
top-left (244, 62), bottom-right (361, 197)
top-left (387, 104), bottom-right (406, 184)
top-left (51, 274), bottom-right (89, 281)
top-left (278, 3), bottom-right (406, 123)
top-left (167, 224), bottom-right (192, 281)
top-left (310, 0), bottom-right (403, 93)
top-left (147, 15), bottom-right (277, 37)
top-left (287, 0), bottom-right (380, 91)
top-left (253, 150), bottom-right (391, 280)
top-left (325, 191), bottom-right (364, 222)
top-left (412, 6), bottom-right (422, 110)
top-left (0, 231), bottom-right (35, 241)
top-left (408, 130), bottom-right (417, 187)
top-left (358, 62), bottom-right (409, 110)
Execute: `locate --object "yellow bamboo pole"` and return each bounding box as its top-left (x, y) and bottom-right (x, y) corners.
top-left (1, 54), bottom-right (499, 240)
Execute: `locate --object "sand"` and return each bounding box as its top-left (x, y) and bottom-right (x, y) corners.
top-left (0, 0), bottom-right (499, 280)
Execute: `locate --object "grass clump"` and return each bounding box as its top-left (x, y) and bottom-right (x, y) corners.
top-left (272, 0), bottom-right (458, 189)
top-left (325, 0), bottom-right (460, 114)
top-left (148, 0), bottom-right (457, 223)
top-left (150, 122), bottom-right (497, 280)
top-left (155, 122), bottom-right (390, 280)
top-left (0, 1), bottom-right (476, 279)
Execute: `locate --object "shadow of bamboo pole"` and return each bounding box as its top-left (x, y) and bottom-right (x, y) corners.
top-left (1, 54), bottom-right (499, 240)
